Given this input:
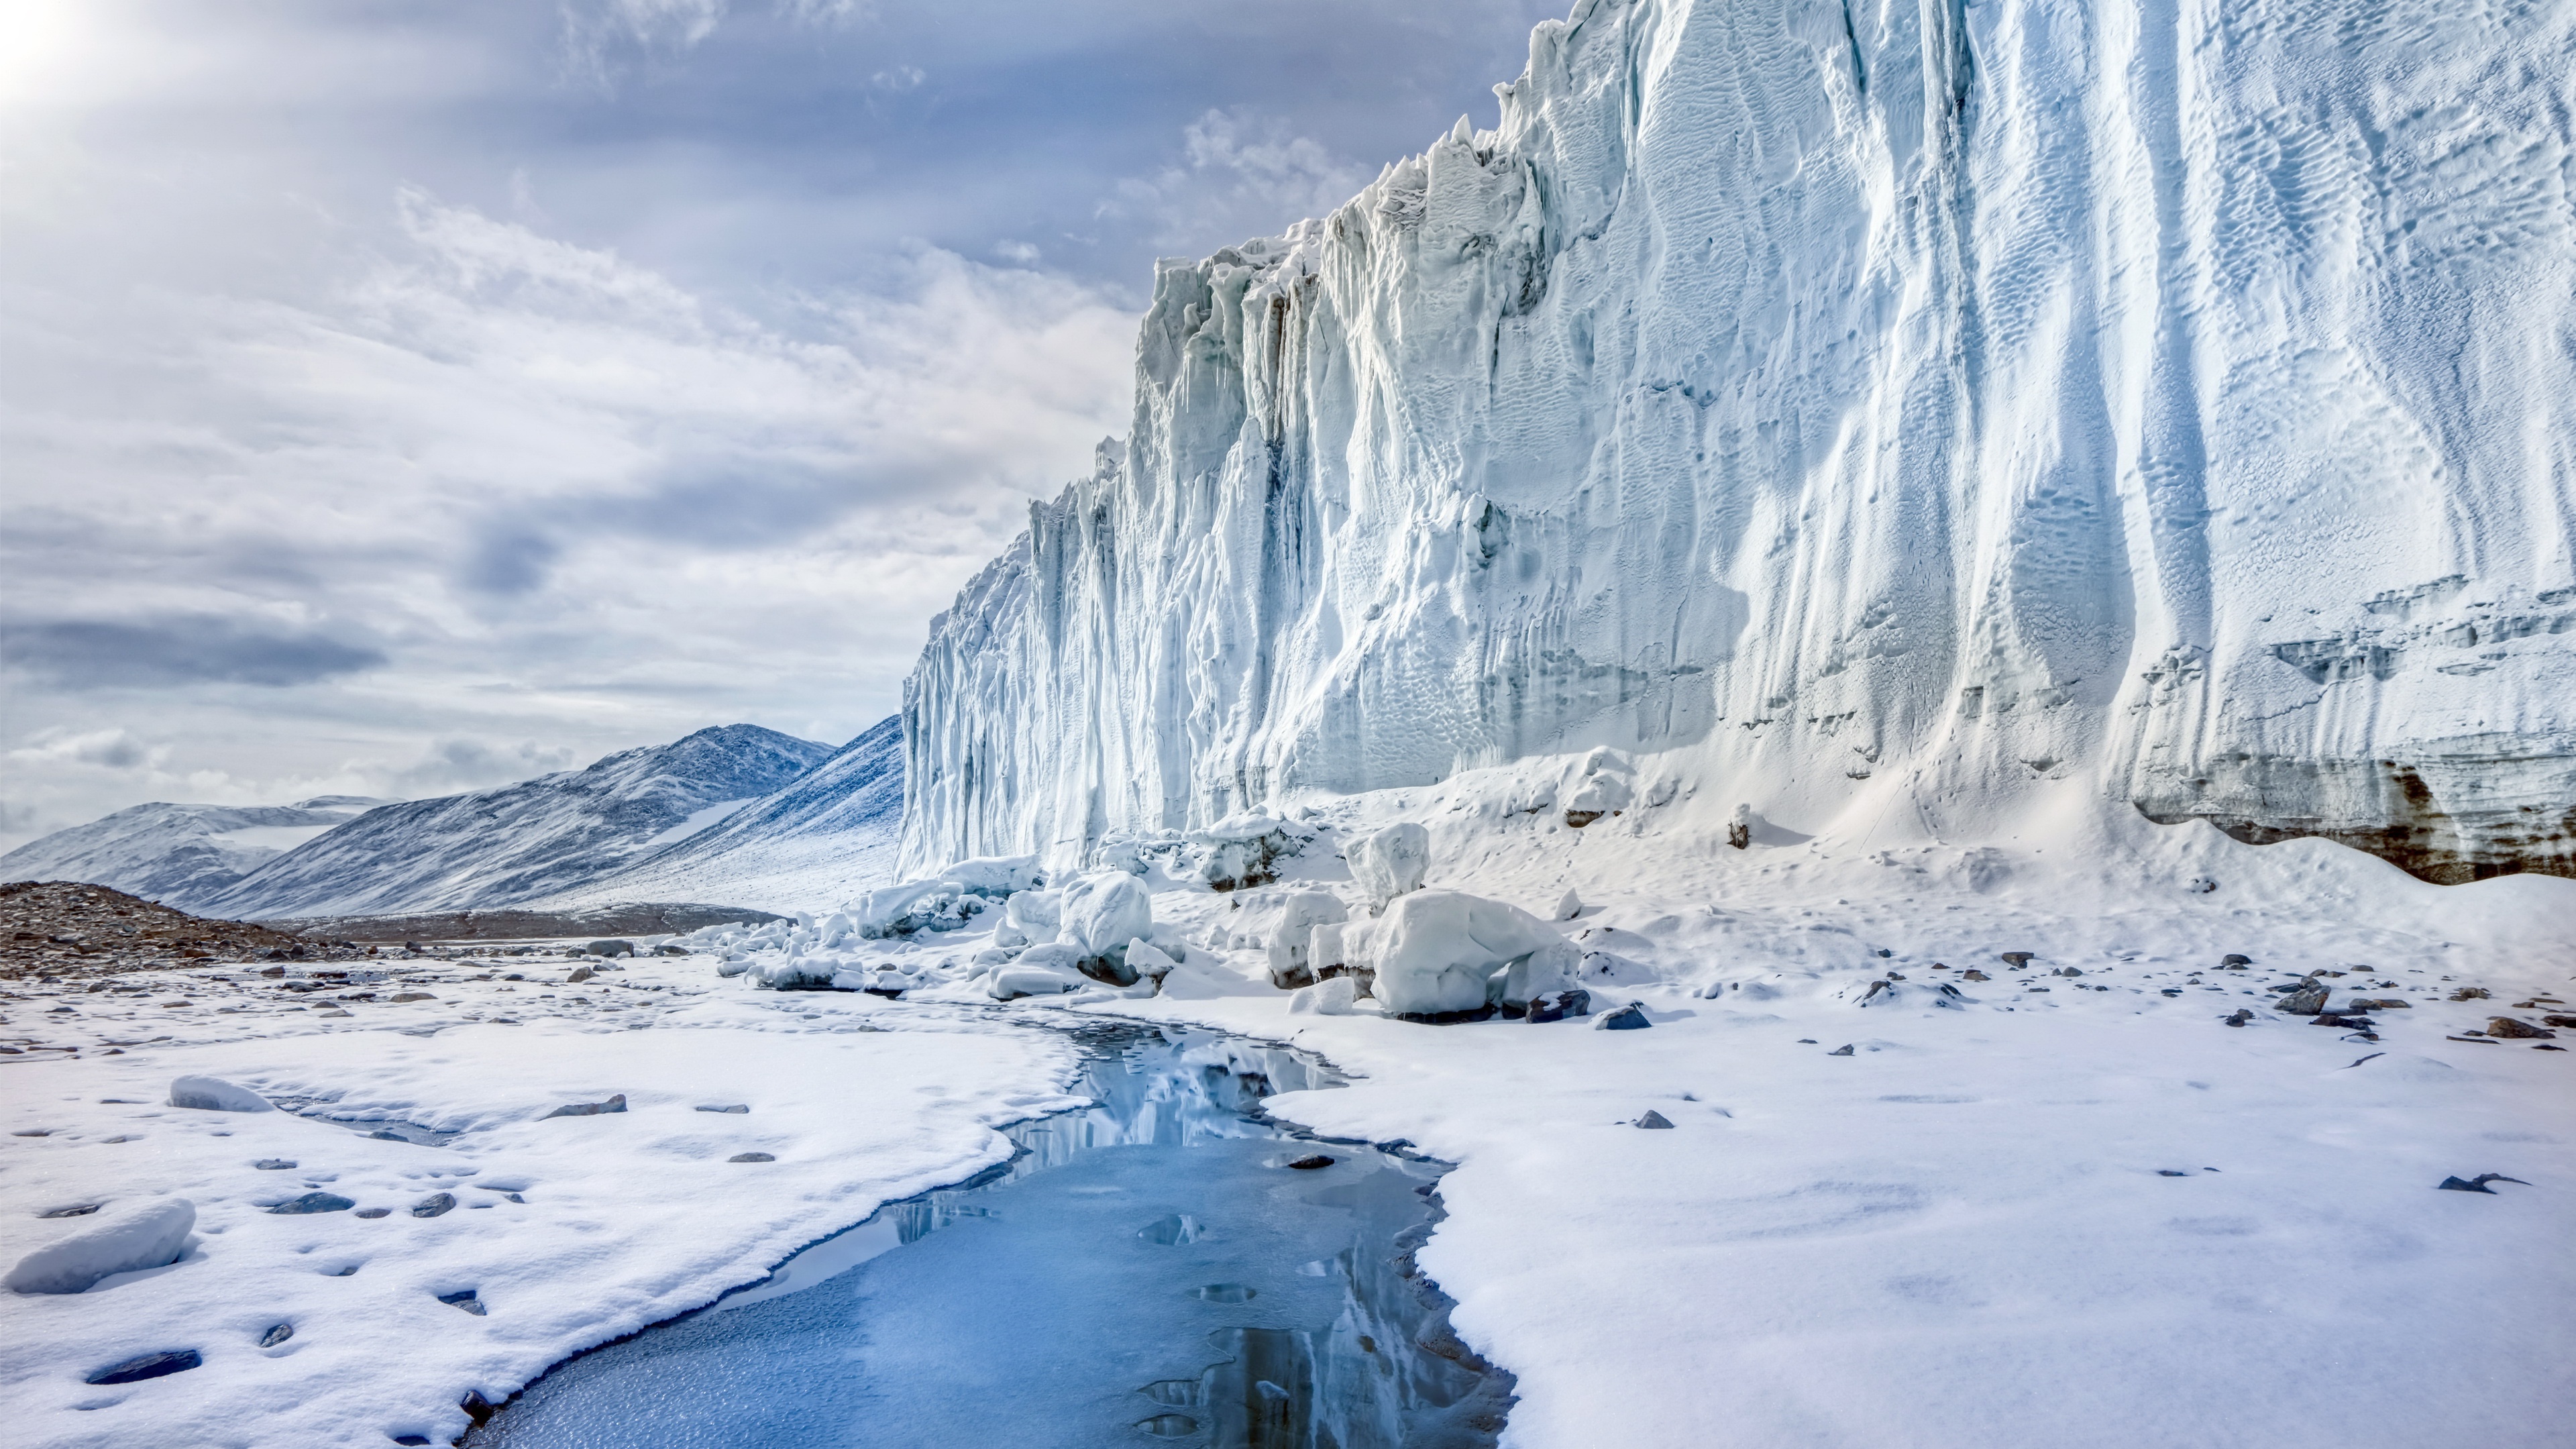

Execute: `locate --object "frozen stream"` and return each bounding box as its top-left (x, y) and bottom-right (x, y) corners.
top-left (466, 1018), bottom-right (1513, 1448)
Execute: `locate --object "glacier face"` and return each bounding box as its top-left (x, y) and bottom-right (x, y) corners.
top-left (903, 0), bottom-right (2575, 881)
top-left (203, 724), bottom-right (835, 918)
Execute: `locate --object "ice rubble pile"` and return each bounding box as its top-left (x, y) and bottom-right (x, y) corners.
top-left (897, 0), bottom-right (2576, 884)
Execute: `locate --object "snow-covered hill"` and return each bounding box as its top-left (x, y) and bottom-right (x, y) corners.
top-left (0, 798), bottom-right (394, 912)
top-left (201, 725), bottom-right (835, 919)
top-left (901, 0), bottom-right (2576, 883)
top-left (537, 716), bottom-right (904, 915)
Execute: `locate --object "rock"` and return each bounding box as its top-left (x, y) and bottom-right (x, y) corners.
top-left (2352, 998), bottom-right (2410, 1010)
top-left (2448, 986), bottom-right (2491, 1001)
top-left (437, 1289), bottom-right (486, 1315)
top-left (389, 992), bottom-right (436, 1004)
top-left (2436, 1173), bottom-right (2531, 1194)
top-left (258, 1323), bottom-right (293, 1348)
top-left (1960, 969), bottom-right (1990, 982)
top-left (1287, 976), bottom-right (1364, 1016)
top-left (85, 1350), bottom-right (202, 1385)
top-left (1827, 1044), bottom-right (1856, 1056)
top-left (728, 1152), bottom-right (775, 1163)
top-left (655, 943), bottom-right (687, 955)
top-left (2486, 1016), bottom-right (2556, 1039)
top-left (1347, 822), bottom-right (1431, 912)
top-left (461, 1391), bottom-right (498, 1425)
top-left (2278, 983), bottom-right (2330, 1015)
top-left (694, 1104), bottom-right (750, 1114)
top-left (267, 1192), bottom-right (355, 1216)
top-left (169, 1075), bottom-right (274, 1113)
top-left (1525, 987), bottom-right (1592, 1024)
top-left (354, 1208), bottom-right (391, 1219)
top-left (2222, 1010), bottom-right (2253, 1027)
top-left (2546, 1014), bottom-right (2576, 1030)
top-left (39, 1204), bottom-right (101, 1219)
top-left (586, 940), bottom-right (634, 957)
top-left (1285, 1154), bottom-right (1336, 1169)
top-left (2220, 953), bottom-right (2253, 967)
top-left (1593, 1002), bottom-right (1651, 1030)
top-left (2311, 1013), bottom-right (2373, 1028)
top-left (411, 1193), bottom-right (456, 1218)
top-left (6, 1199), bottom-right (196, 1294)
top-left (541, 1093), bottom-right (627, 1119)
top-left (566, 965), bottom-right (594, 984)
top-left (1635, 1110), bottom-right (1675, 1129)
top-left (1999, 951), bottom-right (2035, 967)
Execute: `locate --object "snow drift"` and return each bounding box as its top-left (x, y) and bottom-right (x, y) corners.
top-left (900, 0), bottom-right (2576, 883)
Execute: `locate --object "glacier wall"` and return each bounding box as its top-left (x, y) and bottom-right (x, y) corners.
top-left (902, 0), bottom-right (2576, 882)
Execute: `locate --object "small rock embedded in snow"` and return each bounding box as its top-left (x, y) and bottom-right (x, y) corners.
top-left (1999, 952), bottom-right (2035, 967)
top-left (2222, 1010), bottom-right (2254, 1027)
top-left (389, 992), bottom-right (435, 1004)
top-left (2436, 1173), bottom-right (2531, 1194)
top-left (1525, 987), bottom-right (1591, 1023)
top-left (252, 1159), bottom-right (297, 1170)
top-left (1286, 1154), bottom-right (1336, 1169)
top-left (259, 1323), bottom-right (293, 1348)
top-left (694, 1104), bottom-right (750, 1114)
top-left (410, 1193), bottom-right (456, 1218)
top-left (354, 1208), bottom-right (390, 1219)
top-left (1554, 890), bottom-right (1582, 921)
top-left (566, 965), bottom-right (594, 984)
top-left (1635, 1110), bottom-right (1675, 1129)
top-left (6, 1198), bottom-right (195, 1295)
top-left (728, 1152), bottom-right (775, 1163)
top-left (437, 1289), bottom-right (486, 1316)
top-left (1827, 1044), bottom-right (1856, 1057)
top-left (586, 940), bottom-right (635, 957)
top-left (268, 1192), bottom-right (355, 1216)
top-left (2220, 953), bottom-right (2253, 967)
top-left (2449, 986), bottom-right (2492, 1001)
top-left (85, 1349), bottom-right (202, 1385)
top-left (1961, 969), bottom-right (1990, 982)
top-left (2485, 1016), bottom-right (2555, 1039)
top-left (1594, 1003), bottom-right (1651, 1030)
top-left (2279, 983), bottom-right (2330, 1015)
top-left (169, 1075), bottom-right (274, 1113)
top-left (541, 1093), bottom-right (627, 1119)
top-left (39, 1204), bottom-right (101, 1220)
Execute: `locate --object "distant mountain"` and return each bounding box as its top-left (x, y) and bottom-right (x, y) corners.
top-left (0, 796), bottom-right (396, 912)
top-left (536, 715), bottom-right (903, 914)
top-left (201, 724), bottom-right (834, 919)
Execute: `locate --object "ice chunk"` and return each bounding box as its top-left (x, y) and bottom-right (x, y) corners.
top-left (1125, 938), bottom-right (1181, 981)
top-left (1190, 814), bottom-right (1297, 891)
top-left (1288, 976), bottom-right (1364, 1016)
top-left (169, 1075), bottom-right (273, 1113)
top-left (1004, 888), bottom-right (1063, 946)
top-left (1347, 823), bottom-right (1429, 913)
top-left (1059, 871), bottom-right (1152, 982)
top-left (1554, 889), bottom-right (1582, 921)
top-left (7, 1199), bottom-right (195, 1295)
top-left (1267, 891), bottom-right (1349, 989)
top-left (1371, 890), bottom-right (1563, 1016)
top-left (988, 946), bottom-right (1087, 1000)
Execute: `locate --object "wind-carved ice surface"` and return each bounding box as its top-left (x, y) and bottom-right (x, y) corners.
top-left (902, 0), bottom-right (2576, 882)
top-left (468, 1022), bottom-right (1511, 1448)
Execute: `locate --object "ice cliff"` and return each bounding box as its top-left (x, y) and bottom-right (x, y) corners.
top-left (902, 0), bottom-right (2576, 882)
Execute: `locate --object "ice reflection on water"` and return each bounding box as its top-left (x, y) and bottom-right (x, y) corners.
top-left (468, 1020), bottom-right (1511, 1448)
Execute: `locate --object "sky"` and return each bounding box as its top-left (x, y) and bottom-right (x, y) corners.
top-left (0, 0), bottom-right (1566, 852)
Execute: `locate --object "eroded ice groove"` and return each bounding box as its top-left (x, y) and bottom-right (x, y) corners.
top-left (896, 0), bottom-right (2576, 881)
top-left (466, 1021), bottom-right (1511, 1448)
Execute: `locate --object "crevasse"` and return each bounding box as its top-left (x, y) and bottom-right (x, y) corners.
top-left (901, 0), bottom-right (2576, 882)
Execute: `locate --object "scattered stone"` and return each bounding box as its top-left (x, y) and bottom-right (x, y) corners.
top-left (2342, 1053), bottom-right (2385, 1069)
top-left (1827, 1044), bottom-right (1856, 1057)
top-left (565, 965), bottom-right (594, 984)
top-left (2352, 998), bottom-right (2410, 1010)
top-left (1961, 969), bottom-right (1990, 982)
top-left (436, 1289), bottom-right (486, 1315)
top-left (267, 1193), bottom-right (356, 1216)
top-left (38, 1203), bottom-right (101, 1219)
top-left (411, 1193), bottom-right (457, 1218)
top-left (541, 1093), bottom-right (627, 1119)
top-left (461, 1391), bottom-right (498, 1425)
top-left (1525, 988), bottom-right (1592, 1024)
top-left (2222, 1010), bottom-right (2253, 1027)
top-left (2278, 983), bottom-right (2330, 1015)
top-left (2311, 1013), bottom-right (2373, 1028)
top-left (1635, 1110), bottom-right (1675, 1129)
top-left (354, 1208), bottom-right (391, 1219)
top-left (2220, 953), bottom-right (2253, 967)
top-left (2448, 986), bottom-right (2491, 1001)
top-left (258, 1323), bottom-right (292, 1348)
top-left (1999, 951), bottom-right (2035, 967)
top-left (1593, 1002), bottom-right (1651, 1031)
top-left (585, 940), bottom-right (634, 958)
top-left (694, 1104), bottom-right (750, 1114)
top-left (2486, 1016), bottom-right (2555, 1039)
top-left (389, 992), bottom-right (436, 1004)
top-left (2157, 1169), bottom-right (2188, 1177)
top-left (2436, 1173), bottom-right (2530, 1194)
top-left (85, 1349), bottom-right (202, 1385)
top-left (1285, 1154), bottom-right (1336, 1169)
top-left (728, 1152), bottom-right (775, 1163)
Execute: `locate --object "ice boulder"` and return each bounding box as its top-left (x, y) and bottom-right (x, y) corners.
top-left (169, 1075), bottom-right (272, 1113)
top-left (1348, 823), bottom-right (1430, 913)
top-left (1499, 938), bottom-right (1585, 1014)
top-left (1562, 749), bottom-right (1635, 828)
top-left (987, 944), bottom-right (1088, 1000)
top-left (1003, 889), bottom-right (1063, 947)
top-left (1124, 938), bottom-right (1181, 983)
top-left (1059, 871), bottom-right (1152, 984)
top-left (1289, 976), bottom-right (1366, 1016)
top-left (1371, 890), bottom-right (1566, 1017)
top-left (1267, 891), bottom-right (1350, 989)
top-left (7, 1199), bottom-right (195, 1295)
top-left (1190, 814), bottom-right (1299, 892)
top-left (1309, 920), bottom-right (1374, 987)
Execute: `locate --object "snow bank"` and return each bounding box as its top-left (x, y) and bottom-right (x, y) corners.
top-left (5, 1200), bottom-right (195, 1296)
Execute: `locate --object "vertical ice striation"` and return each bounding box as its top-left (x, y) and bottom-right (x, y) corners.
top-left (902, 0), bottom-right (2576, 881)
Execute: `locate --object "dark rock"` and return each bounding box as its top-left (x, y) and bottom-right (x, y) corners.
top-left (39, 1203), bottom-right (101, 1219)
top-left (2436, 1173), bottom-right (2531, 1194)
top-left (2351, 998), bottom-right (2410, 1010)
top-left (541, 1093), bottom-right (627, 1119)
top-left (1524, 988), bottom-right (1591, 1023)
top-left (437, 1289), bottom-right (486, 1315)
top-left (2486, 1016), bottom-right (2555, 1039)
top-left (1594, 1003), bottom-right (1651, 1031)
top-left (565, 965), bottom-right (594, 983)
top-left (388, 991), bottom-right (435, 1004)
top-left (1961, 969), bottom-right (1990, 982)
top-left (1827, 1044), bottom-right (1856, 1057)
top-left (252, 1159), bottom-right (296, 1170)
top-left (2157, 1169), bottom-right (2188, 1177)
top-left (258, 1323), bottom-right (292, 1348)
top-left (1393, 1004), bottom-right (1499, 1025)
top-left (2222, 1010), bottom-right (2254, 1027)
top-left (354, 1208), bottom-right (391, 1219)
top-left (2448, 986), bottom-right (2491, 1001)
top-left (2278, 984), bottom-right (2330, 1015)
top-left (1635, 1110), bottom-right (1675, 1129)
top-left (694, 1104), bottom-right (750, 1114)
top-left (411, 1193), bottom-right (456, 1218)
top-left (728, 1152), bottom-right (775, 1163)
top-left (2311, 1014), bottom-right (2373, 1028)
top-left (461, 1391), bottom-right (498, 1424)
top-left (2540, 1016), bottom-right (2576, 1030)
top-left (586, 939), bottom-right (635, 957)
top-left (85, 1349), bottom-right (201, 1385)
top-left (2220, 953), bottom-right (2253, 968)
top-left (267, 1192), bottom-right (356, 1215)
top-left (1999, 951), bottom-right (2035, 967)
top-left (1285, 1154), bottom-right (1336, 1169)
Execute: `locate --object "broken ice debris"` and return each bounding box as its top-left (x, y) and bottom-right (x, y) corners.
top-left (169, 1075), bottom-right (273, 1113)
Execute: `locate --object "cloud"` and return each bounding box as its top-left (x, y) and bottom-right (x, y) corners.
top-left (869, 64), bottom-right (924, 93)
top-left (1, 618), bottom-right (386, 689)
top-left (1104, 109), bottom-right (1374, 250)
top-left (9, 729), bottom-right (166, 773)
top-left (390, 737), bottom-right (582, 795)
